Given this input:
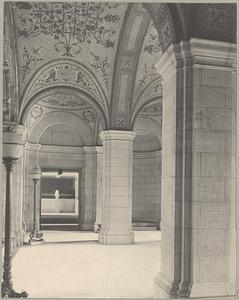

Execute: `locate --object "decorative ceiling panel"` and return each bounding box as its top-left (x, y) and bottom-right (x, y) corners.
top-left (11, 2), bottom-right (128, 99)
top-left (131, 20), bottom-right (163, 118)
top-left (26, 92), bottom-right (98, 138)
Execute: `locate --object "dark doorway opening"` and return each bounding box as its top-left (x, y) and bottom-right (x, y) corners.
top-left (40, 170), bottom-right (80, 231)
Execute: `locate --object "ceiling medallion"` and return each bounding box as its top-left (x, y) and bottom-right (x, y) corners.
top-left (83, 109), bottom-right (95, 123)
top-left (30, 105), bottom-right (43, 119)
top-left (15, 2), bottom-right (121, 57)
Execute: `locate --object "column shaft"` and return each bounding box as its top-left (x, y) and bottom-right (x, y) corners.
top-left (99, 130), bottom-right (136, 245)
top-left (2, 159), bottom-right (14, 290)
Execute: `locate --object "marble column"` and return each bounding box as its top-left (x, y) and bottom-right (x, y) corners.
top-left (153, 39), bottom-right (236, 298)
top-left (24, 143), bottom-right (41, 232)
top-left (98, 130), bottom-right (136, 245)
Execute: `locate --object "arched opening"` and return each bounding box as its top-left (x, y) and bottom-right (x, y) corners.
top-left (1, 2), bottom-right (237, 299)
top-left (22, 88), bottom-right (104, 235)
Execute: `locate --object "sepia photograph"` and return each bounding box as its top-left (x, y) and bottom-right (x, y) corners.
top-left (0, 0), bottom-right (238, 299)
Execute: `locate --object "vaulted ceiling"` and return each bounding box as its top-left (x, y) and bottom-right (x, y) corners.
top-left (3, 2), bottom-right (236, 149)
top-left (4, 2), bottom-right (164, 149)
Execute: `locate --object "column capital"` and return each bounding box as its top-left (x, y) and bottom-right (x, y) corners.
top-left (155, 38), bottom-right (236, 80)
top-left (100, 130), bottom-right (136, 142)
top-left (188, 38), bottom-right (236, 68)
top-left (3, 158), bottom-right (16, 172)
top-left (3, 127), bottom-right (25, 160)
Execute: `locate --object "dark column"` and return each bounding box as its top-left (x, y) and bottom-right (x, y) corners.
top-left (1, 158), bottom-right (28, 298)
top-left (28, 177), bottom-right (43, 244)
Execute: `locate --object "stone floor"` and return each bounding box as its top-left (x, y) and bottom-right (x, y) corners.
top-left (12, 230), bottom-right (161, 298)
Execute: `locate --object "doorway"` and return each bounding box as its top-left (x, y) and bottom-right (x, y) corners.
top-left (40, 170), bottom-right (80, 230)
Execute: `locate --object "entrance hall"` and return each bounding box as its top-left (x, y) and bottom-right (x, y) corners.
top-left (1, 1), bottom-right (237, 299)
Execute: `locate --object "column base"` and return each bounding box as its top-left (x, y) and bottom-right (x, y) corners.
top-left (153, 273), bottom-right (179, 298)
top-left (189, 282), bottom-right (235, 298)
top-left (98, 231), bottom-right (134, 245)
top-left (154, 273), bottom-right (235, 298)
top-left (1, 281), bottom-right (28, 298)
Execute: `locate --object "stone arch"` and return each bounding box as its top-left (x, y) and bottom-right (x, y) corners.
top-left (131, 97), bottom-right (162, 130)
top-left (19, 58), bottom-right (109, 125)
top-left (19, 86), bottom-right (108, 130)
top-left (28, 111), bottom-right (94, 146)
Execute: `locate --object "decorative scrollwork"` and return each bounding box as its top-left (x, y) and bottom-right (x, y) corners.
top-left (137, 63), bottom-right (159, 88)
top-left (21, 46), bottom-right (43, 82)
top-left (23, 60), bottom-right (106, 110)
top-left (14, 2), bottom-right (121, 57)
top-left (90, 52), bottom-right (110, 89)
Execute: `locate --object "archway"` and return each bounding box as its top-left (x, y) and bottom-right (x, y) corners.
top-left (22, 86), bottom-right (104, 233)
top-left (1, 2), bottom-right (237, 299)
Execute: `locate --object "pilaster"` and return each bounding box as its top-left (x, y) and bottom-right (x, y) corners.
top-left (80, 146), bottom-right (98, 231)
top-left (154, 38), bottom-right (236, 298)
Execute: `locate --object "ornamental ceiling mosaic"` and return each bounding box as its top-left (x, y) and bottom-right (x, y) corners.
top-left (133, 20), bottom-right (162, 105)
top-left (26, 89), bottom-right (100, 143)
top-left (5, 2), bottom-right (163, 128)
top-left (11, 2), bottom-right (127, 95)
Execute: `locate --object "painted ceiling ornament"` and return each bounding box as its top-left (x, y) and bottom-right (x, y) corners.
top-left (21, 59), bottom-right (108, 119)
top-left (137, 63), bottom-right (159, 88)
top-left (39, 94), bottom-right (91, 110)
top-left (161, 20), bottom-right (172, 48)
top-left (143, 3), bottom-right (175, 51)
top-left (21, 46), bottom-right (43, 82)
top-left (138, 103), bottom-right (163, 126)
top-left (15, 2), bottom-right (120, 57)
top-left (140, 103), bottom-right (162, 116)
top-left (116, 111), bottom-right (128, 128)
top-left (32, 63), bottom-right (98, 99)
top-left (120, 55), bottom-right (135, 71)
top-left (82, 109), bottom-right (95, 123)
top-left (30, 105), bottom-right (43, 119)
top-left (144, 32), bottom-right (161, 54)
top-left (90, 52), bottom-right (109, 89)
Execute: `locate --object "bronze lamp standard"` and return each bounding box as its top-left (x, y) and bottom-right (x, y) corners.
top-left (28, 166), bottom-right (44, 244)
top-left (1, 126), bottom-right (28, 298)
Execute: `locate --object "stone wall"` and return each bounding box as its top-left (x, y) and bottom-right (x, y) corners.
top-left (132, 151), bottom-right (161, 227)
top-left (24, 144), bottom-right (98, 232)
